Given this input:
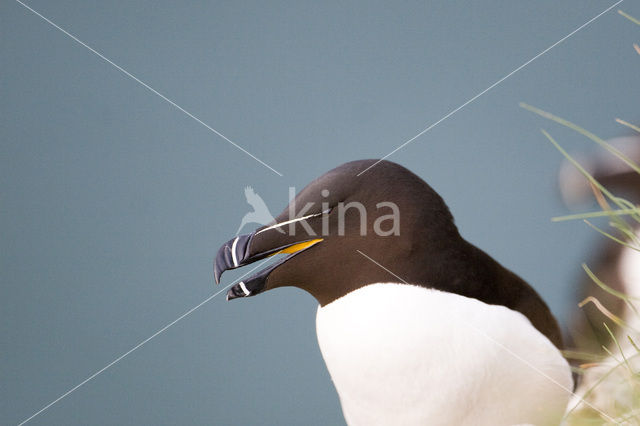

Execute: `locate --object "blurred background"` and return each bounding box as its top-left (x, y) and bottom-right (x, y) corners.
top-left (1, 1), bottom-right (638, 424)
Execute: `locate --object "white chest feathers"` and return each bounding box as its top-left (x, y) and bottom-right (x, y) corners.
top-left (316, 283), bottom-right (572, 426)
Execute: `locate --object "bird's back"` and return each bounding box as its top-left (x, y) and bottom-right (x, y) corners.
top-left (316, 283), bottom-right (572, 426)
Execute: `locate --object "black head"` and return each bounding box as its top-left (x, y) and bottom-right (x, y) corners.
top-left (214, 159), bottom-right (460, 305)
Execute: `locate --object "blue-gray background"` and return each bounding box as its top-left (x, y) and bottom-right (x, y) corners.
top-left (2, 1), bottom-right (639, 424)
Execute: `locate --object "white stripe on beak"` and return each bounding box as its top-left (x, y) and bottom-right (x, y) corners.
top-left (231, 236), bottom-right (240, 267)
top-left (256, 211), bottom-right (324, 235)
top-left (239, 281), bottom-right (251, 296)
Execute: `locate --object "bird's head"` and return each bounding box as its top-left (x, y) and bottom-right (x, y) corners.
top-left (214, 159), bottom-right (459, 305)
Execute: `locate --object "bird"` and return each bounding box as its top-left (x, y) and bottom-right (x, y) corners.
top-left (235, 185), bottom-right (283, 235)
top-left (557, 134), bottom-right (640, 416)
top-left (558, 135), bottom-right (640, 351)
top-left (214, 159), bottom-right (572, 425)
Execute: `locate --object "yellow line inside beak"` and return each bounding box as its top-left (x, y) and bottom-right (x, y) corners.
top-left (270, 238), bottom-right (323, 256)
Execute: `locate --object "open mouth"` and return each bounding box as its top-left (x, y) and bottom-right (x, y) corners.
top-left (213, 232), bottom-right (323, 300)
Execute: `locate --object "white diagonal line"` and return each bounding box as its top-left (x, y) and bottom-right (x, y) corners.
top-left (13, 0), bottom-right (283, 177)
top-left (17, 258), bottom-right (271, 426)
top-left (356, 250), bottom-right (411, 284)
top-left (357, 0), bottom-right (625, 176)
top-left (355, 249), bottom-right (619, 424)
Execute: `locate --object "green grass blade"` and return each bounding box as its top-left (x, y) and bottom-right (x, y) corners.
top-left (616, 118), bottom-right (640, 134)
top-left (587, 220), bottom-right (640, 252)
top-left (563, 353), bottom-right (639, 420)
top-left (552, 209), bottom-right (639, 222)
top-left (603, 323), bottom-right (634, 374)
top-left (583, 263), bottom-right (640, 301)
top-left (618, 10), bottom-right (640, 26)
top-left (521, 103), bottom-right (640, 176)
top-left (539, 129), bottom-right (629, 211)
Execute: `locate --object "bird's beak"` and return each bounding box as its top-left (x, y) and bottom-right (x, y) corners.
top-left (214, 228), bottom-right (322, 300)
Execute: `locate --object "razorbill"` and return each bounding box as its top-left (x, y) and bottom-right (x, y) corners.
top-left (558, 135), bottom-right (640, 351)
top-left (214, 159), bottom-right (572, 425)
top-left (558, 136), bottom-right (640, 416)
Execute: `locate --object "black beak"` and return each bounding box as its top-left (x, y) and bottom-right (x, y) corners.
top-left (213, 233), bottom-right (253, 285)
top-left (224, 255), bottom-right (290, 300)
top-left (213, 230), bottom-right (323, 301)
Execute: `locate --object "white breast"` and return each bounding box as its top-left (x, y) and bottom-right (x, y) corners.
top-left (316, 283), bottom-right (572, 426)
